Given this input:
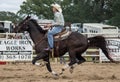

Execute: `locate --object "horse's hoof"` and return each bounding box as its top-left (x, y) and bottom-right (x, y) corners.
top-left (53, 74), bottom-right (59, 79)
top-left (69, 66), bottom-right (74, 73)
top-left (52, 73), bottom-right (59, 79)
top-left (32, 61), bottom-right (35, 65)
top-left (69, 68), bottom-right (73, 73)
top-left (35, 62), bottom-right (40, 66)
top-left (59, 72), bottom-right (63, 75)
top-left (52, 71), bottom-right (59, 77)
top-left (52, 73), bottom-right (58, 76)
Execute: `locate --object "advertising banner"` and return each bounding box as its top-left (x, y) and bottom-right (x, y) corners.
top-left (100, 39), bottom-right (120, 62)
top-left (0, 39), bottom-right (33, 61)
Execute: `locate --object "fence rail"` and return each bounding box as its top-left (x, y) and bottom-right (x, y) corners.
top-left (0, 33), bottom-right (120, 63)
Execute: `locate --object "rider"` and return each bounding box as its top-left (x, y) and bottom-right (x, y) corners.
top-left (44, 3), bottom-right (64, 51)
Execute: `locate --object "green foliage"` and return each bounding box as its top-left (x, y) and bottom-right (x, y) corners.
top-left (0, 11), bottom-right (20, 23)
top-left (18, 0), bottom-right (112, 22)
top-left (109, 14), bottom-right (120, 27)
top-left (108, 0), bottom-right (120, 27)
top-left (18, 0), bottom-right (54, 19)
top-left (1, 0), bottom-right (119, 27)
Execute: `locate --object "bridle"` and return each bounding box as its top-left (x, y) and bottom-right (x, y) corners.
top-left (15, 18), bottom-right (47, 48)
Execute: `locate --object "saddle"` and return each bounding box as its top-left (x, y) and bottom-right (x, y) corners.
top-left (49, 23), bottom-right (71, 58)
top-left (49, 28), bottom-right (71, 58)
top-left (54, 28), bottom-right (72, 41)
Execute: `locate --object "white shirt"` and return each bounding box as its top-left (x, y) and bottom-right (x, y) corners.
top-left (52, 12), bottom-right (64, 26)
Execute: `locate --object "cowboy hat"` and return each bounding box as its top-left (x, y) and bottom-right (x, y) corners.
top-left (51, 3), bottom-right (62, 13)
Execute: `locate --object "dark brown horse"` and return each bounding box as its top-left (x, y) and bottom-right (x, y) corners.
top-left (14, 16), bottom-right (114, 76)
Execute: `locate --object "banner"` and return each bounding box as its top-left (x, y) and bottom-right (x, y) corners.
top-left (0, 39), bottom-right (33, 61)
top-left (100, 39), bottom-right (120, 62)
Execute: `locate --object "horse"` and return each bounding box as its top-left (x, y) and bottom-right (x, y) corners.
top-left (14, 16), bottom-right (114, 76)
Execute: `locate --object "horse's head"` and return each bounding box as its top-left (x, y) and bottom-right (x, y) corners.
top-left (14, 16), bottom-right (31, 33)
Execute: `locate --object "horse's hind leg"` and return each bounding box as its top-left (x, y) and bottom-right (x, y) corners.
top-left (68, 50), bottom-right (77, 66)
top-left (68, 46), bottom-right (87, 66)
top-left (60, 46), bottom-right (87, 75)
top-left (59, 50), bottom-right (77, 75)
top-left (76, 53), bottom-right (86, 64)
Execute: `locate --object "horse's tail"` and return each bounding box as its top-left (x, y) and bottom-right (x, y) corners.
top-left (88, 36), bottom-right (114, 62)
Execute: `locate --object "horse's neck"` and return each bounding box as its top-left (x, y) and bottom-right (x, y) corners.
top-left (28, 26), bottom-right (44, 45)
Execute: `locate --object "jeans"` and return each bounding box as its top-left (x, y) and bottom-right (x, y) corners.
top-left (47, 26), bottom-right (63, 48)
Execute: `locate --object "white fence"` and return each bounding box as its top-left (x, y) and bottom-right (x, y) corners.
top-left (0, 33), bottom-right (120, 63)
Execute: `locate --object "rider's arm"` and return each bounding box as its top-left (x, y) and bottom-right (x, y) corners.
top-left (52, 12), bottom-right (64, 26)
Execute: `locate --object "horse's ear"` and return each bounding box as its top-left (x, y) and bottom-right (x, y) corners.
top-left (26, 16), bottom-right (31, 20)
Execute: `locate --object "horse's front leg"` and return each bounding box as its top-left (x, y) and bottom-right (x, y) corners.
top-left (32, 52), bottom-right (59, 77)
top-left (43, 56), bottom-right (59, 77)
top-left (32, 52), bottom-right (47, 65)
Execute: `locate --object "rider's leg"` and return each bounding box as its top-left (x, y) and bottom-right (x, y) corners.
top-left (45, 26), bottom-right (62, 50)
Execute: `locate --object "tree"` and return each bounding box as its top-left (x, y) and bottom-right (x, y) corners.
top-left (18, 0), bottom-right (55, 19)
top-left (108, 0), bottom-right (120, 27)
top-left (0, 11), bottom-right (20, 23)
top-left (18, 0), bottom-right (120, 27)
top-left (62, 0), bottom-right (94, 23)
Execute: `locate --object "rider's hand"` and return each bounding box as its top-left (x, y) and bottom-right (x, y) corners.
top-left (45, 24), bottom-right (52, 28)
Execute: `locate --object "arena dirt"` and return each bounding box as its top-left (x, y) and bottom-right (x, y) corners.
top-left (0, 62), bottom-right (120, 82)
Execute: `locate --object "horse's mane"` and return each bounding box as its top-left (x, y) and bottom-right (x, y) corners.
top-left (29, 19), bottom-right (47, 34)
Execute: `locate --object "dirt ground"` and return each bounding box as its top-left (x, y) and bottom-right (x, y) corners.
top-left (0, 62), bottom-right (120, 82)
